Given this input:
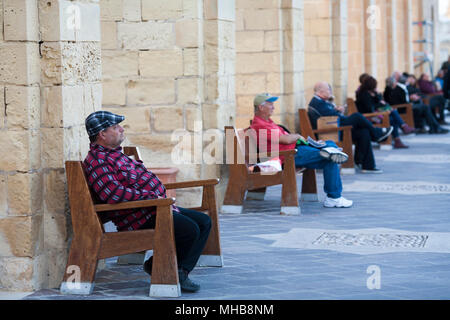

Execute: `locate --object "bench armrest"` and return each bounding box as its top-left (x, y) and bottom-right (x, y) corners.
top-left (313, 125), bottom-right (352, 134)
top-left (164, 179), bottom-right (219, 190)
top-left (95, 197), bottom-right (176, 212)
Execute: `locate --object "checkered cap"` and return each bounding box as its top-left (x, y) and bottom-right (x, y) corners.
top-left (85, 111), bottom-right (125, 137)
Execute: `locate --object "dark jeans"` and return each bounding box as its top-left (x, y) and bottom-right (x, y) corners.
top-left (140, 207), bottom-right (211, 273)
top-left (389, 109), bottom-right (404, 138)
top-left (295, 141), bottom-right (342, 199)
top-left (412, 102), bottom-right (439, 130)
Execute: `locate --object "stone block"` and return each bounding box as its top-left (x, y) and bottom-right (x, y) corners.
top-left (101, 21), bottom-right (117, 50)
top-left (100, 0), bottom-right (123, 21)
top-left (183, 48), bottom-right (201, 76)
top-left (41, 42), bottom-right (102, 85)
top-left (104, 106), bottom-right (151, 134)
top-left (236, 95), bottom-right (254, 115)
top-left (63, 125), bottom-right (87, 161)
top-left (118, 21), bottom-right (174, 50)
top-left (236, 31), bottom-right (264, 52)
top-left (5, 86), bottom-right (40, 130)
top-left (183, 0), bottom-right (202, 19)
top-left (4, 0), bottom-right (39, 41)
top-left (0, 131), bottom-right (30, 172)
top-left (0, 42), bottom-right (40, 85)
top-left (175, 19), bottom-right (200, 48)
top-left (43, 170), bottom-right (66, 215)
top-left (235, 74), bottom-right (266, 95)
top-left (236, 52), bottom-right (280, 74)
top-left (139, 50), bottom-right (183, 78)
top-left (0, 257), bottom-right (35, 291)
top-left (264, 30), bottom-right (280, 52)
top-left (39, 0), bottom-right (100, 42)
top-left (41, 128), bottom-right (64, 169)
top-left (236, 0), bottom-right (279, 9)
top-left (243, 9), bottom-right (279, 31)
top-left (177, 78), bottom-right (201, 105)
top-left (142, 0), bottom-right (182, 20)
top-left (7, 172), bottom-right (43, 216)
top-left (102, 50), bottom-right (139, 79)
top-left (152, 106), bottom-right (184, 132)
top-left (40, 86), bottom-right (63, 128)
top-left (123, 0), bottom-right (141, 21)
top-left (43, 213), bottom-right (68, 251)
top-left (0, 216), bottom-right (38, 257)
top-left (185, 106), bottom-right (202, 131)
top-left (0, 175), bottom-right (7, 219)
top-left (267, 72), bottom-right (281, 93)
top-left (127, 79), bottom-right (176, 105)
top-left (127, 134), bottom-right (179, 165)
top-left (102, 79), bottom-right (126, 106)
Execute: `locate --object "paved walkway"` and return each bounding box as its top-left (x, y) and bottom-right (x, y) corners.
top-left (21, 121), bottom-right (450, 300)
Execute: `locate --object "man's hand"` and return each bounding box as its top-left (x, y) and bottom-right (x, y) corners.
top-left (334, 105), bottom-right (345, 113)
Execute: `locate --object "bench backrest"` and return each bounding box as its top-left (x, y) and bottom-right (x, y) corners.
top-left (65, 161), bottom-right (104, 235)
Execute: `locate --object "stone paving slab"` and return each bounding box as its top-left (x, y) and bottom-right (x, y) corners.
top-left (22, 119), bottom-right (450, 300)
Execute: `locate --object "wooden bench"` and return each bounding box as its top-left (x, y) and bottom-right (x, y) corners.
top-left (222, 126), bottom-right (318, 216)
top-left (298, 108), bottom-right (354, 174)
top-left (346, 97), bottom-right (392, 150)
top-left (60, 159), bottom-right (222, 298)
top-left (118, 146), bottom-right (223, 268)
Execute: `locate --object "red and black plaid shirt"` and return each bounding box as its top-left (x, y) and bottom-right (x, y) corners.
top-left (84, 143), bottom-right (179, 231)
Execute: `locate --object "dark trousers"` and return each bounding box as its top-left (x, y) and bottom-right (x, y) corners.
top-left (339, 112), bottom-right (384, 142)
top-left (352, 128), bottom-right (376, 170)
top-left (428, 95), bottom-right (446, 121)
top-left (412, 102), bottom-right (439, 130)
top-left (140, 207), bottom-right (211, 273)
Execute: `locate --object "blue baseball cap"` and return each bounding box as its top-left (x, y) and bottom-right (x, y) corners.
top-left (254, 93), bottom-right (279, 107)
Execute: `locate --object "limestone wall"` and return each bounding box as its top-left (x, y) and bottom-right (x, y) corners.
top-left (0, 0), bottom-right (101, 291)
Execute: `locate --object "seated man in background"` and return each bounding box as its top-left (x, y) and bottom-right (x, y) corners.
top-left (83, 111), bottom-right (211, 293)
top-left (308, 82), bottom-right (392, 173)
top-left (250, 93), bottom-right (353, 208)
top-left (418, 73), bottom-right (447, 124)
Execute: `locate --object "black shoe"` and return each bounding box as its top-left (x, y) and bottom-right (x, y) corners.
top-left (430, 127), bottom-right (449, 134)
top-left (376, 126), bottom-right (394, 142)
top-left (178, 269), bottom-right (200, 293)
top-left (143, 256), bottom-right (153, 276)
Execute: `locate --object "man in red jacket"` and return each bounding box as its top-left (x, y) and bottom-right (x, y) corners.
top-left (250, 93), bottom-right (353, 208)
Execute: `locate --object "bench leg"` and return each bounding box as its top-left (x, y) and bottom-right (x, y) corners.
top-left (222, 178), bottom-right (246, 214)
top-left (301, 169), bottom-right (319, 202)
top-left (60, 236), bottom-right (101, 295)
top-left (280, 158), bottom-right (300, 215)
top-left (150, 206), bottom-right (180, 297)
top-left (197, 185), bottom-right (223, 267)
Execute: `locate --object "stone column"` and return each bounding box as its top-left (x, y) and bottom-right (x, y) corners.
top-left (0, 0), bottom-right (42, 291)
top-left (387, 0), bottom-right (398, 74)
top-left (280, 0), bottom-right (304, 131)
top-left (331, 0), bottom-right (348, 106)
top-left (405, 0), bottom-right (414, 74)
top-left (364, 0), bottom-right (377, 78)
top-left (203, 0), bottom-right (236, 205)
top-left (39, 0), bottom-right (102, 289)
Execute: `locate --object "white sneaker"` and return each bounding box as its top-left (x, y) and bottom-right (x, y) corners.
top-left (323, 196), bottom-right (353, 208)
top-left (319, 147), bottom-right (349, 164)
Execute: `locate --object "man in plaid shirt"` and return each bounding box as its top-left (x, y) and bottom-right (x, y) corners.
top-left (84, 111), bottom-right (211, 293)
